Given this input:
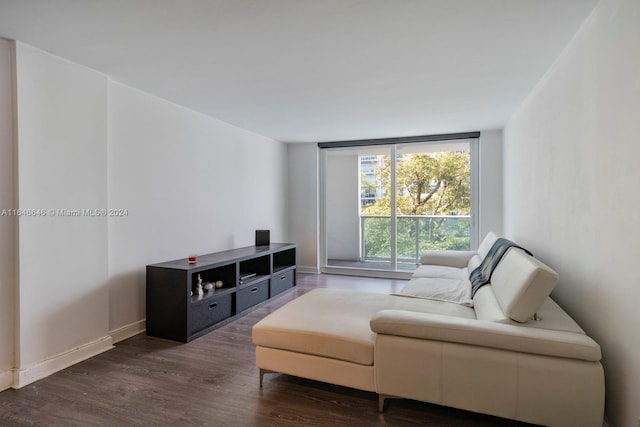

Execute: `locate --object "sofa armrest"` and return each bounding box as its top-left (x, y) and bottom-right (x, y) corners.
top-left (419, 250), bottom-right (477, 268)
top-left (370, 310), bottom-right (601, 362)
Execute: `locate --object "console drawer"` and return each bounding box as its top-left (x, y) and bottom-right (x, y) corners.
top-left (271, 269), bottom-right (295, 297)
top-left (237, 279), bottom-right (269, 313)
top-left (189, 293), bottom-right (232, 335)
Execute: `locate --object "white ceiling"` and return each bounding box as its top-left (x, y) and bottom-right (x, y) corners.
top-left (0, 0), bottom-right (598, 143)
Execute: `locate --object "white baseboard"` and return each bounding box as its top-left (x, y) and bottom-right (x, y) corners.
top-left (297, 265), bottom-right (320, 274)
top-left (12, 335), bottom-right (113, 389)
top-left (0, 369), bottom-right (12, 391)
top-left (109, 319), bottom-right (146, 344)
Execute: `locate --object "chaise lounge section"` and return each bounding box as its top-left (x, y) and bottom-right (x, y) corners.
top-left (252, 233), bottom-right (604, 427)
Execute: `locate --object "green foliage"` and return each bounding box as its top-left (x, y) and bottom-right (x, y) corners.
top-left (363, 217), bottom-right (391, 259)
top-left (362, 151), bottom-right (470, 216)
top-left (362, 151), bottom-right (471, 259)
top-left (364, 217), bottom-right (471, 260)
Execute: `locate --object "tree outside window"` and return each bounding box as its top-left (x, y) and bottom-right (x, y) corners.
top-left (361, 151), bottom-right (471, 259)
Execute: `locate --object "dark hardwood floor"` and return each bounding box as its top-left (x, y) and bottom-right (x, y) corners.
top-left (0, 273), bottom-right (533, 426)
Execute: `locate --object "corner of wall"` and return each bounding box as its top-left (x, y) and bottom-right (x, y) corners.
top-left (0, 38), bottom-right (18, 392)
top-left (11, 40), bottom-right (111, 385)
top-left (12, 336), bottom-right (113, 389)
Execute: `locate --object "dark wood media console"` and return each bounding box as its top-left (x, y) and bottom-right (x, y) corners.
top-left (146, 243), bottom-right (296, 342)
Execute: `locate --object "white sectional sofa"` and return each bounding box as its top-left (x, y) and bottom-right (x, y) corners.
top-left (252, 233), bottom-right (604, 427)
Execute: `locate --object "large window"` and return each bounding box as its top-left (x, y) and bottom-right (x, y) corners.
top-left (320, 133), bottom-right (479, 277)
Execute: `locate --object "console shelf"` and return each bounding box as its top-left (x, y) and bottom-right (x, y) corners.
top-left (146, 243), bottom-right (296, 342)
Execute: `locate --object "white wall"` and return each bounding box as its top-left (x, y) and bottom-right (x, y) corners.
top-left (107, 81), bottom-right (288, 336)
top-left (287, 143), bottom-right (319, 273)
top-left (503, 0), bottom-right (640, 425)
top-left (325, 152), bottom-right (360, 260)
top-left (1, 40), bottom-right (289, 387)
top-left (478, 130), bottom-right (503, 239)
top-left (0, 39), bottom-right (15, 390)
top-left (13, 42), bottom-right (111, 386)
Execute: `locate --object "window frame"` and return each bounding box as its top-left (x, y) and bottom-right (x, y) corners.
top-left (318, 132), bottom-right (480, 278)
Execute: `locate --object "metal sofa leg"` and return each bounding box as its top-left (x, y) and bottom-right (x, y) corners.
top-left (378, 394), bottom-right (400, 412)
top-left (259, 368), bottom-right (276, 388)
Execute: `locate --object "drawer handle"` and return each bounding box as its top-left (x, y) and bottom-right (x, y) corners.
top-left (251, 287), bottom-right (258, 293)
top-left (209, 302), bottom-right (218, 310)
top-left (280, 275), bottom-right (286, 280)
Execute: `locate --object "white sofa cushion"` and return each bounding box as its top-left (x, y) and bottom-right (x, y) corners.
top-left (412, 264), bottom-right (468, 280)
top-left (398, 277), bottom-right (473, 307)
top-left (399, 263), bottom-right (473, 306)
top-left (516, 297), bottom-right (586, 334)
top-left (253, 288), bottom-right (475, 366)
top-left (419, 250), bottom-right (475, 268)
top-left (466, 254), bottom-right (482, 272)
top-left (477, 231), bottom-right (499, 259)
top-left (491, 248), bottom-right (559, 323)
top-left (253, 289), bottom-right (382, 365)
top-left (370, 310), bottom-right (601, 361)
top-left (472, 285), bottom-right (509, 323)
